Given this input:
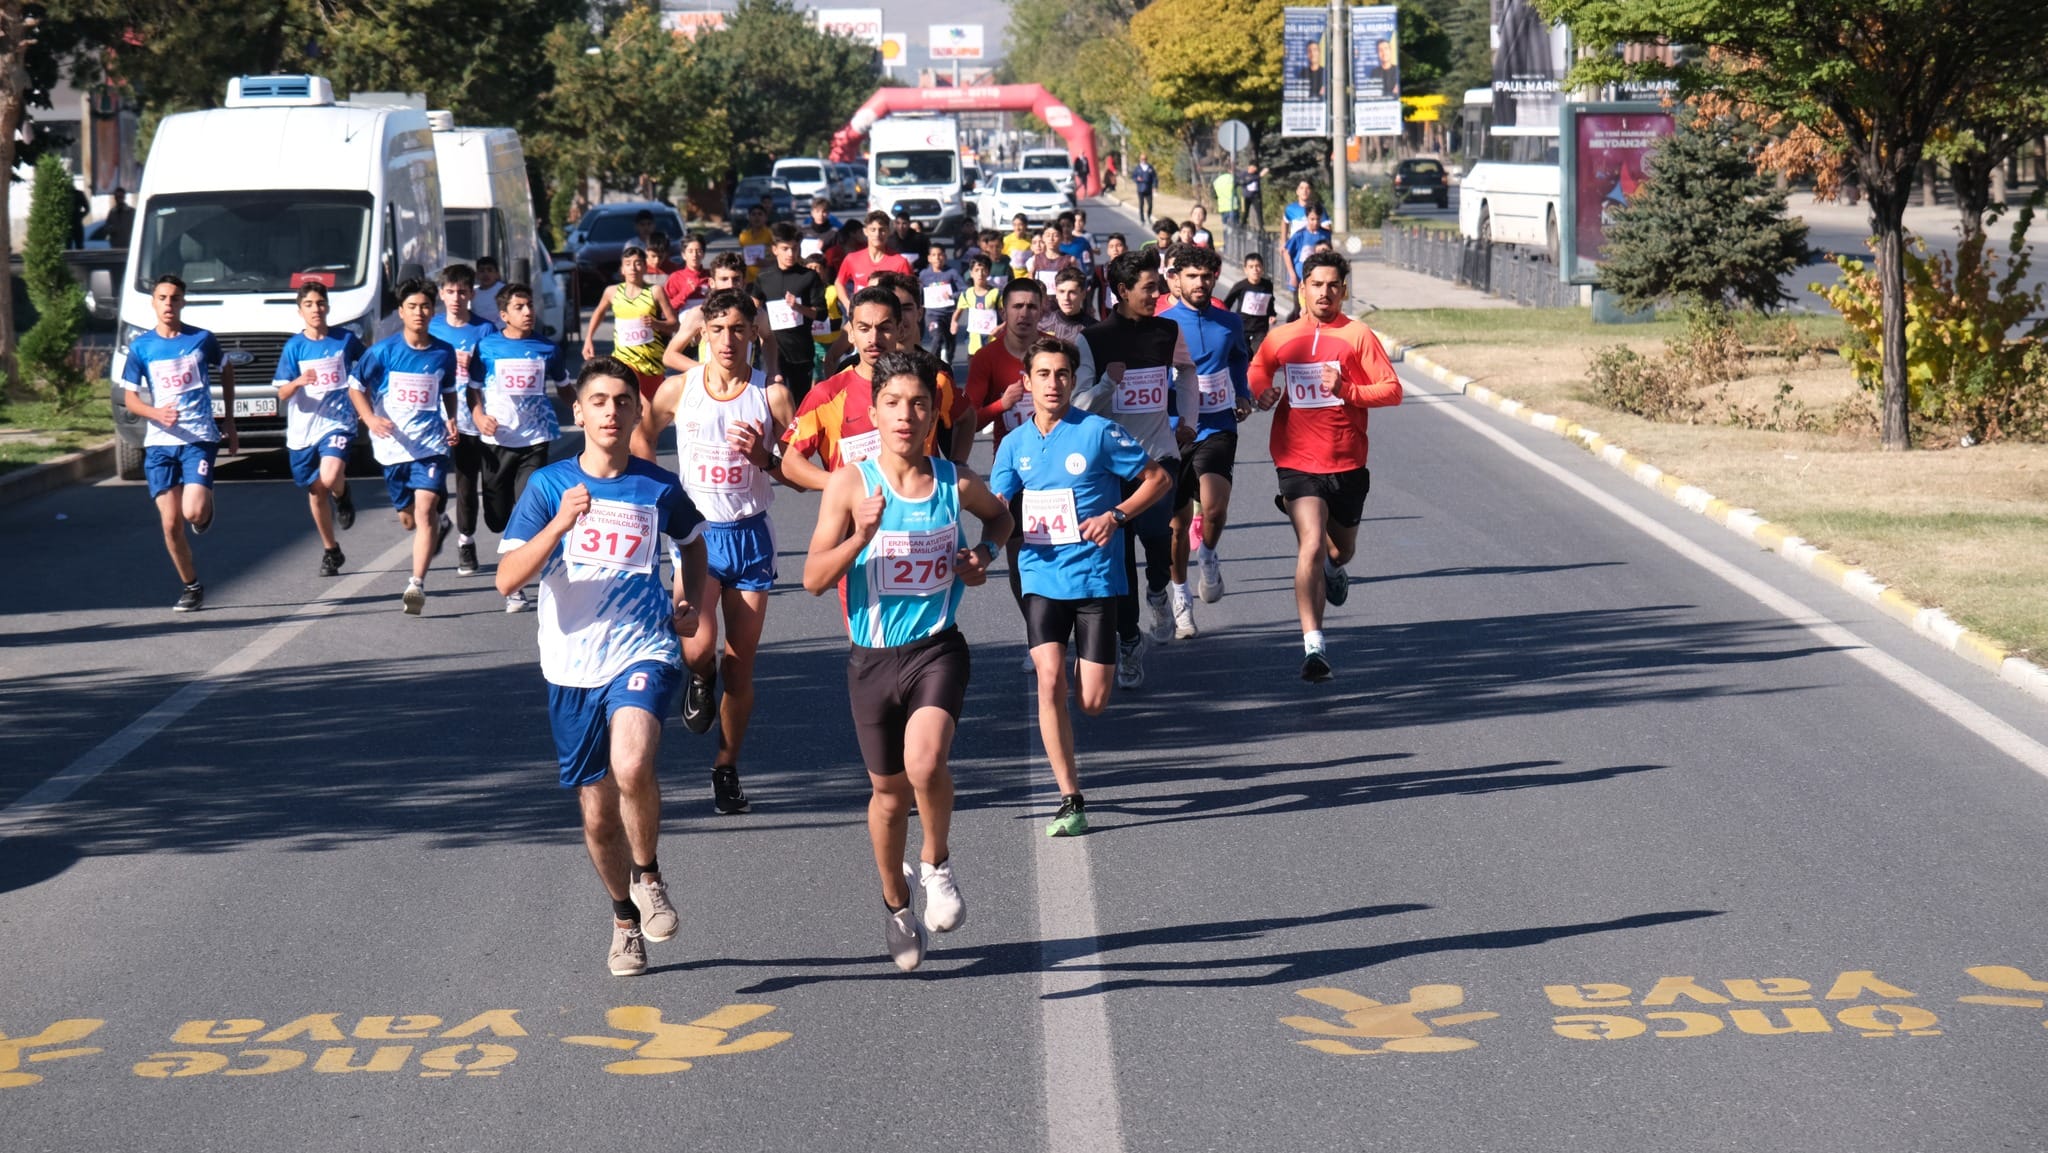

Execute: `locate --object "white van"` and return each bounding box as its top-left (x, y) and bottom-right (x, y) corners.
top-left (868, 116), bottom-right (964, 229)
top-left (771, 157), bottom-right (833, 209)
top-left (109, 75), bottom-right (445, 478)
top-left (430, 115), bottom-right (568, 340)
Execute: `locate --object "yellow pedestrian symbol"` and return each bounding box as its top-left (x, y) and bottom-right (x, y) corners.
top-left (563, 1005), bottom-right (792, 1075)
top-left (1281, 985), bottom-right (1498, 1055)
top-left (0, 1019), bottom-right (106, 1088)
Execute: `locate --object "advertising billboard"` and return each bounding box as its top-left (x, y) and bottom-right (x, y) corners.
top-left (1281, 7), bottom-right (1331, 137)
top-left (929, 24), bottom-right (985, 60)
top-left (1350, 6), bottom-right (1400, 137)
top-left (812, 7), bottom-right (884, 48)
top-left (1559, 103), bottom-right (1676, 283)
top-left (1490, 0), bottom-right (1570, 133)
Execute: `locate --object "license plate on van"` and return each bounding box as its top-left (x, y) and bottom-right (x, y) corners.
top-left (211, 398), bottom-right (278, 418)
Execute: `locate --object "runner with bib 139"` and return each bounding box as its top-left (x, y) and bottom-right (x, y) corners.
top-left (1249, 250), bottom-right (1402, 682)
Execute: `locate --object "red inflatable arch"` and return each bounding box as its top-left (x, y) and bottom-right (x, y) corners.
top-left (828, 84), bottom-right (1101, 198)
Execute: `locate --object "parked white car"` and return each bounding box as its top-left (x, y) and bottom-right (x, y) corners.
top-left (988, 173), bottom-right (1071, 228)
top-left (772, 157), bottom-right (833, 208)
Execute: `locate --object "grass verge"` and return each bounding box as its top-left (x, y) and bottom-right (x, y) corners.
top-left (0, 398), bottom-right (115, 476)
top-left (1373, 307), bottom-right (2048, 657)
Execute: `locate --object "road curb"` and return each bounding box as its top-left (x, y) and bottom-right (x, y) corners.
top-left (1377, 334), bottom-right (2048, 707)
top-left (0, 438), bottom-right (116, 508)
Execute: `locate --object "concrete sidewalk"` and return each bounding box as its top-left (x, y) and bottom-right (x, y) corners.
top-left (1091, 183), bottom-right (1513, 311)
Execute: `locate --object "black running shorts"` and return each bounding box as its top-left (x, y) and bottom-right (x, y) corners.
top-left (1023, 595), bottom-right (1118, 665)
top-left (1178, 431), bottom-right (1239, 498)
top-left (846, 628), bottom-right (971, 777)
top-left (1276, 465), bottom-right (1370, 528)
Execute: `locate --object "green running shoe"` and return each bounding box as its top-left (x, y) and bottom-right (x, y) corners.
top-left (1046, 795), bottom-right (1089, 838)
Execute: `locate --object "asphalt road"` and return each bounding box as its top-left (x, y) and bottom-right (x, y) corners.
top-left (7, 224), bottom-right (2048, 1149)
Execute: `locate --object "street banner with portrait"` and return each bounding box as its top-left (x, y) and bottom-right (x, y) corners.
top-left (1282, 8), bottom-right (1331, 137)
top-left (1559, 103), bottom-right (1676, 283)
top-left (1490, 0), bottom-right (1570, 133)
top-left (1350, 6), bottom-right (1401, 137)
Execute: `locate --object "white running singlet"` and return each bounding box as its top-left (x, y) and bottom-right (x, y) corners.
top-left (674, 365), bottom-right (775, 523)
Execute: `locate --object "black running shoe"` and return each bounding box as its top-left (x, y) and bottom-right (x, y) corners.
top-left (173, 583), bottom-right (204, 613)
top-left (1301, 646), bottom-right (1334, 683)
top-left (432, 515), bottom-right (452, 558)
top-left (711, 765), bottom-right (750, 814)
top-left (457, 541), bottom-right (479, 576)
top-left (334, 484), bottom-right (355, 531)
top-left (319, 547), bottom-right (346, 577)
top-left (1323, 561), bottom-right (1350, 607)
top-left (681, 671), bottom-right (718, 735)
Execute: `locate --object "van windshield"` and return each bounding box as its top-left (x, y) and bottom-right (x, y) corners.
top-left (135, 191), bottom-right (374, 293)
top-left (875, 151), bottom-right (956, 187)
top-left (1022, 154), bottom-right (1068, 171)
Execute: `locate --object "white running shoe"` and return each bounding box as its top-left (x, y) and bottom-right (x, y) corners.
top-left (920, 859), bottom-right (966, 932)
top-left (1197, 549), bottom-right (1224, 603)
top-left (1115, 634), bottom-right (1147, 690)
top-left (887, 864), bottom-right (929, 971)
top-left (629, 876), bottom-right (679, 942)
top-left (504, 590), bottom-right (530, 613)
top-left (1145, 588), bottom-right (1174, 641)
top-left (1171, 585), bottom-right (1198, 640)
top-left (401, 580), bottom-right (426, 616)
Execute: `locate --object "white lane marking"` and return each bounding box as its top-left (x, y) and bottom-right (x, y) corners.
top-left (0, 535), bottom-right (420, 841)
top-left (1034, 768), bottom-right (1125, 1150)
top-left (1407, 374), bottom-right (2048, 779)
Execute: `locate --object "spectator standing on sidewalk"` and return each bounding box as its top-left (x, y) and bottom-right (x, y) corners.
top-left (1133, 154), bottom-right (1158, 223)
top-left (1213, 170), bottom-right (1239, 229)
top-left (1242, 164), bottom-right (1265, 233)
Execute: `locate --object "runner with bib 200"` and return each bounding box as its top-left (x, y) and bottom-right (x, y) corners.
top-left (583, 246), bottom-right (677, 402)
top-left (1160, 244), bottom-right (1254, 627)
top-left (1249, 251), bottom-right (1403, 682)
top-left (1074, 251), bottom-right (1201, 689)
top-left (803, 351), bottom-right (1013, 972)
top-left (496, 356), bottom-right (708, 977)
top-left (989, 336), bottom-right (1172, 837)
top-left (471, 282), bottom-right (567, 613)
top-left (349, 278), bottom-right (460, 615)
top-left (273, 281), bottom-right (364, 578)
top-left (118, 274), bottom-right (238, 612)
top-left (635, 289), bottom-right (796, 817)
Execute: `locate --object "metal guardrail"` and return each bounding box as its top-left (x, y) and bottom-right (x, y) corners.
top-left (1380, 224), bottom-right (1579, 308)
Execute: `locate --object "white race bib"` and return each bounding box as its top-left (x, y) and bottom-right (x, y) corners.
top-left (743, 244), bottom-right (767, 266)
top-left (494, 357), bottom-right (546, 396)
top-left (811, 319), bottom-right (834, 337)
top-left (968, 308), bottom-right (999, 335)
top-left (839, 428), bottom-right (882, 466)
top-left (150, 351), bottom-right (206, 397)
top-left (614, 316), bottom-right (654, 346)
top-left (1197, 370), bottom-right (1234, 413)
top-left (1020, 487), bottom-right (1081, 546)
top-left (565, 499), bottom-right (657, 574)
top-left (800, 237), bottom-right (824, 258)
top-left (689, 442), bottom-right (753, 493)
top-left (1036, 270), bottom-right (1060, 292)
top-left (387, 370), bottom-right (444, 416)
top-left (923, 283), bottom-right (956, 310)
top-left (874, 526), bottom-right (957, 595)
top-left (301, 353), bottom-right (345, 396)
top-left (1240, 291), bottom-right (1272, 317)
top-left (1113, 365), bottom-right (1169, 414)
top-left (767, 300), bottom-right (802, 331)
top-left (1284, 361), bottom-right (1342, 409)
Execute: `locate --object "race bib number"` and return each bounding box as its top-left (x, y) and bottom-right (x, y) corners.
top-left (968, 308), bottom-right (999, 336)
top-left (1284, 361), bottom-right (1342, 409)
top-left (387, 370), bottom-right (444, 416)
top-left (1240, 291), bottom-right (1272, 317)
top-left (149, 352), bottom-right (206, 398)
top-left (874, 526), bottom-right (957, 595)
top-left (1020, 487), bottom-right (1081, 546)
top-left (1036, 270), bottom-right (1060, 292)
top-left (1197, 370), bottom-right (1234, 413)
top-left (923, 283), bottom-right (956, 310)
top-left (494, 357), bottom-right (546, 396)
top-left (766, 300), bottom-right (802, 331)
top-left (301, 354), bottom-right (345, 396)
top-left (565, 498), bottom-right (657, 574)
top-left (614, 316), bottom-right (654, 346)
top-left (811, 319), bottom-right (834, 337)
top-left (800, 237), bottom-right (824, 259)
top-left (839, 428), bottom-right (882, 466)
top-left (743, 244), bottom-right (766, 266)
top-left (1113, 365), bottom-right (1169, 414)
top-left (689, 442), bottom-right (752, 493)
top-left (1001, 388), bottom-right (1035, 431)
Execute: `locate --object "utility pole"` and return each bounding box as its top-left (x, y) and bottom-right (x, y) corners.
top-left (1328, 0), bottom-right (1348, 232)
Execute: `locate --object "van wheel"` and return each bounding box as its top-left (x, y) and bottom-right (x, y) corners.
top-left (116, 437), bottom-right (145, 481)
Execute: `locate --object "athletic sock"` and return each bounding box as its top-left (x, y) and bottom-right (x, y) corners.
top-left (1304, 629), bottom-right (1325, 653)
top-left (631, 860), bottom-right (658, 884)
top-left (1172, 580), bottom-right (1191, 601)
top-left (407, 576), bottom-right (424, 589)
top-left (458, 532), bottom-right (475, 546)
top-left (1063, 791), bottom-right (1085, 810)
top-left (612, 897), bottom-right (639, 922)
top-left (1196, 544), bottom-right (1216, 562)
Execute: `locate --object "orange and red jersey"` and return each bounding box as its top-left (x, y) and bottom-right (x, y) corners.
top-left (783, 363), bottom-right (963, 471)
top-left (1247, 315), bottom-right (1402, 474)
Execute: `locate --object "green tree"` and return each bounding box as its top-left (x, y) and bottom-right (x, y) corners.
top-left (1599, 110), bottom-right (1810, 313)
top-left (1131, 0), bottom-right (1286, 124)
top-left (19, 154), bottom-right (87, 404)
top-left (1410, 0), bottom-right (1492, 100)
top-left (691, 0), bottom-right (881, 172)
top-left (1548, 0), bottom-right (2048, 450)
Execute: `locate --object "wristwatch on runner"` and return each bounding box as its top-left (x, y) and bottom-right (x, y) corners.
top-left (1110, 508), bottom-right (1129, 526)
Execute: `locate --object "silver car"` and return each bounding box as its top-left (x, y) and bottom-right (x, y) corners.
top-left (989, 173), bottom-right (1071, 228)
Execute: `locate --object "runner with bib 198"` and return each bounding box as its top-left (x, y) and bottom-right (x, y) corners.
top-left (803, 351), bottom-right (1014, 972)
